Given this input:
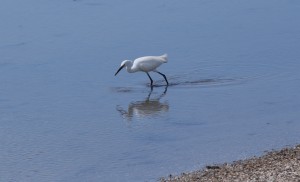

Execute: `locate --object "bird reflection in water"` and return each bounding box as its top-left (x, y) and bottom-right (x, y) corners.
top-left (116, 86), bottom-right (169, 121)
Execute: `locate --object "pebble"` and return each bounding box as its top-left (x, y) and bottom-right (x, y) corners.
top-left (160, 145), bottom-right (300, 182)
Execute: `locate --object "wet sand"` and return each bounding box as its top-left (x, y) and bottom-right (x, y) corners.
top-left (161, 145), bottom-right (300, 182)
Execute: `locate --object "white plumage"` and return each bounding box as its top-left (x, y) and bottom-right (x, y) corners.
top-left (115, 54), bottom-right (169, 86)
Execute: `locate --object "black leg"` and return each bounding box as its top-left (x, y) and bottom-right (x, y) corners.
top-left (163, 85), bottom-right (168, 94)
top-left (146, 72), bottom-right (153, 86)
top-left (156, 71), bottom-right (169, 85)
top-left (147, 87), bottom-right (153, 99)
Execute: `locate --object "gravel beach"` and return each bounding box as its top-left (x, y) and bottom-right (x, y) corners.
top-left (161, 145), bottom-right (300, 182)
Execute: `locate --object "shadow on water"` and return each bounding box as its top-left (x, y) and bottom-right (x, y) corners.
top-left (151, 77), bottom-right (241, 88)
top-left (112, 75), bottom-right (242, 122)
top-left (161, 61), bottom-right (285, 88)
top-left (116, 86), bottom-right (169, 121)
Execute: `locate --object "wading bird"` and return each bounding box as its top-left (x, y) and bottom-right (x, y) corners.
top-left (115, 54), bottom-right (169, 86)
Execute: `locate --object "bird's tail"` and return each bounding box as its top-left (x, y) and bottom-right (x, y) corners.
top-left (160, 53), bottom-right (168, 63)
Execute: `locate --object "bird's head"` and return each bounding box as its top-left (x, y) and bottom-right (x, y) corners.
top-left (115, 60), bottom-right (130, 76)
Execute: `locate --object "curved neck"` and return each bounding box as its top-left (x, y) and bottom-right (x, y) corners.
top-left (125, 61), bottom-right (137, 73)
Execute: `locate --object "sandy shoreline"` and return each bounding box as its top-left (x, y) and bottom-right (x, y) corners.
top-left (160, 145), bottom-right (300, 182)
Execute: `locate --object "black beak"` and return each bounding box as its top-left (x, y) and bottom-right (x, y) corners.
top-left (115, 65), bottom-right (125, 76)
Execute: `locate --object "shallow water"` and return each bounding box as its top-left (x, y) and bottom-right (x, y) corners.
top-left (1, 0), bottom-right (300, 181)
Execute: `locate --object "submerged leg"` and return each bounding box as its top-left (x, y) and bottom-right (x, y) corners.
top-left (147, 86), bottom-right (153, 99)
top-left (146, 72), bottom-right (153, 86)
top-left (155, 71), bottom-right (169, 85)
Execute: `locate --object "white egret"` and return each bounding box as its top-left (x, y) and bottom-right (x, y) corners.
top-left (115, 54), bottom-right (169, 86)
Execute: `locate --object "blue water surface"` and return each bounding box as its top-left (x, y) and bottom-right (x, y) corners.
top-left (1, 0), bottom-right (300, 181)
